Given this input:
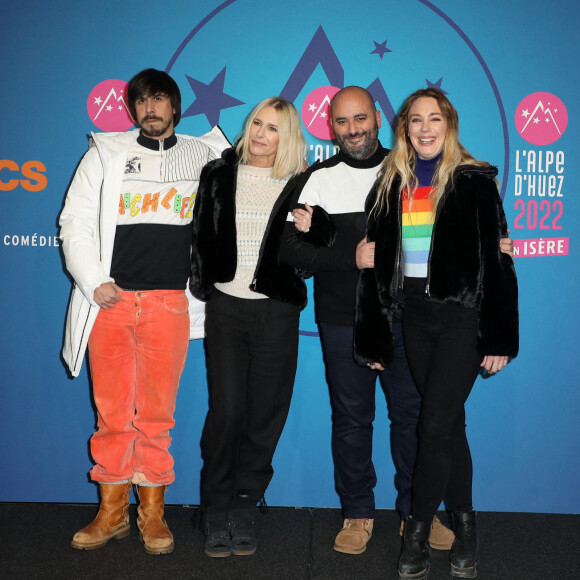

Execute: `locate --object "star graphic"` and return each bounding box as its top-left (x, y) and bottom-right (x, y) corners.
top-left (320, 111), bottom-right (327, 118)
top-left (106, 105), bottom-right (113, 112)
top-left (521, 109), bottom-right (530, 118)
top-left (118, 105), bottom-right (123, 111)
top-left (309, 103), bottom-right (317, 112)
top-left (533, 117), bottom-right (540, 124)
top-left (545, 117), bottom-right (551, 123)
top-left (94, 96), bottom-right (102, 106)
top-left (371, 40), bottom-right (392, 60)
top-left (183, 67), bottom-right (244, 126)
top-left (425, 78), bottom-right (448, 95)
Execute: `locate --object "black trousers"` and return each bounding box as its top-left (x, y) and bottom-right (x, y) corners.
top-left (200, 290), bottom-right (300, 512)
top-left (402, 277), bottom-right (482, 522)
top-left (319, 321), bottom-right (421, 520)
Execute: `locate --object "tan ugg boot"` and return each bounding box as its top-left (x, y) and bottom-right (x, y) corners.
top-left (71, 482), bottom-right (131, 550)
top-left (430, 515), bottom-right (455, 550)
top-left (333, 518), bottom-right (374, 554)
top-left (136, 485), bottom-right (174, 555)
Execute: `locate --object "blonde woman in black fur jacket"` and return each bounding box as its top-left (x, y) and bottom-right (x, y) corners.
top-left (354, 88), bottom-right (518, 580)
top-left (190, 97), bottom-right (332, 558)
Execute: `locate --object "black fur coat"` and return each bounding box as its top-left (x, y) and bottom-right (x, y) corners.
top-left (190, 148), bottom-right (333, 309)
top-left (354, 164), bottom-right (519, 366)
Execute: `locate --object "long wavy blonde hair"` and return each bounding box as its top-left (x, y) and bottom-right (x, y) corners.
top-left (373, 88), bottom-right (489, 215)
top-left (236, 97), bottom-right (306, 180)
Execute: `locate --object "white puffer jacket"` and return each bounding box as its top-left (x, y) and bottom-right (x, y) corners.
top-left (60, 126), bottom-right (229, 377)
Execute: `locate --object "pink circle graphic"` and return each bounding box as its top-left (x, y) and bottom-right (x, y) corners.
top-left (87, 79), bottom-right (135, 132)
top-left (514, 92), bottom-right (568, 146)
top-left (301, 86), bottom-right (341, 140)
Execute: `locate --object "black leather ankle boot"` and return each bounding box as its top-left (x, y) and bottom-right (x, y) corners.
top-left (398, 516), bottom-right (431, 579)
top-left (450, 510), bottom-right (479, 578)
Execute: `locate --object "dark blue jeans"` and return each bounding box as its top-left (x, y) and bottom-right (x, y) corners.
top-left (402, 277), bottom-right (482, 522)
top-left (319, 321), bottom-right (421, 519)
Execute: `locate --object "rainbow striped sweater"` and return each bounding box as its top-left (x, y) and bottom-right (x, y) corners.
top-left (402, 155), bottom-right (439, 278)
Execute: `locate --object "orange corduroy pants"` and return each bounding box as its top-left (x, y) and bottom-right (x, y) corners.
top-left (87, 290), bottom-right (189, 485)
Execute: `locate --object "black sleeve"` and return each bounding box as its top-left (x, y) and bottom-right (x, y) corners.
top-left (189, 161), bottom-right (217, 301)
top-left (477, 179), bottom-right (519, 357)
top-left (353, 184), bottom-right (394, 366)
top-left (278, 176), bottom-right (356, 272)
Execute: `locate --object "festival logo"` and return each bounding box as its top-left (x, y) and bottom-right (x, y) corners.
top-left (301, 86), bottom-right (341, 140)
top-left (515, 92), bottom-right (568, 146)
top-left (512, 91), bottom-right (568, 258)
top-left (87, 79), bottom-right (134, 132)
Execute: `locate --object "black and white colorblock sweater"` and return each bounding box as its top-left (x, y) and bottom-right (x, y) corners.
top-left (279, 145), bottom-right (389, 326)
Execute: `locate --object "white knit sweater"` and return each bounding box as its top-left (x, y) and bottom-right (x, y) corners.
top-left (215, 164), bottom-right (288, 299)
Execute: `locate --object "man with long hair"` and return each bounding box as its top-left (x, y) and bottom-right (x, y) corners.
top-left (60, 68), bottom-right (227, 555)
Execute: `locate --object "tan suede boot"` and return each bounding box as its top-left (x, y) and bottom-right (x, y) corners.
top-left (136, 485), bottom-right (174, 555)
top-left (333, 518), bottom-right (374, 554)
top-left (71, 482), bottom-right (131, 550)
top-left (430, 515), bottom-right (455, 550)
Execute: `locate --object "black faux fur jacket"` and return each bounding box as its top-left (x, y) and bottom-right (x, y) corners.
top-left (354, 164), bottom-right (519, 366)
top-left (190, 148), bottom-right (333, 309)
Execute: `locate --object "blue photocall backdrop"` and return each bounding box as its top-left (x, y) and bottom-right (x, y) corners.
top-left (1, 0), bottom-right (578, 513)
